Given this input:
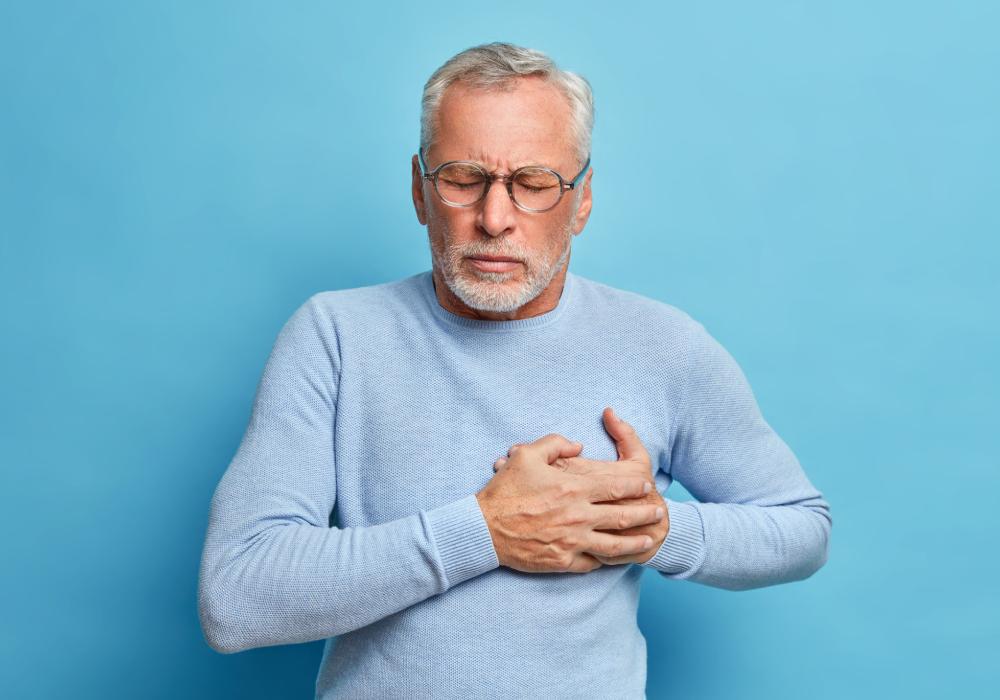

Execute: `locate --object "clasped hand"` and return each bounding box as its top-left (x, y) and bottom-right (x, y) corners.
top-left (475, 407), bottom-right (669, 574)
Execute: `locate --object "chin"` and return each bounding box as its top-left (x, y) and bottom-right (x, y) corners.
top-left (453, 275), bottom-right (533, 313)
top-left (466, 268), bottom-right (519, 283)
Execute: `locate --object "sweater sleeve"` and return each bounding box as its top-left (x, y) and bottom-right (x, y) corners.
top-left (639, 318), bottom-right (832, 590)
top-left (197, 295), bottom-right (499, 654)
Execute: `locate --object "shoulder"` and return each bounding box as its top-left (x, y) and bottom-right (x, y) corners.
top-left (569, 273), bottom-right (744, 386)
top-left (264, 275), bottom-right (421, 375)
top-left (570, 273), bottom-right (708, 345)
top-left (278, 273), bottom-right (428, 352)
top-left (287, 272), bottom-right (424, 328)
top-left (305, 273), bottom-right (423, 319)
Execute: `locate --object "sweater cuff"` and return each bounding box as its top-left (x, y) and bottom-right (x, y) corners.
top-left (640, 500), bottom-right (705, 577)
top-left (423, 493), bottom-right (500, 589)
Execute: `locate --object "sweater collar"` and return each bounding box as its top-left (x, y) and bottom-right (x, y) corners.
top-left (419, 269), bottom-right (576, 333)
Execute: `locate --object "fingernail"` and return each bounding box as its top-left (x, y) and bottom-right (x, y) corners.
top-left (642, 482), bottom-right (651, 494)
top-left (655, 507), bottom-right (665, 519)
top-left (643, 536), bottom-right (653, 548)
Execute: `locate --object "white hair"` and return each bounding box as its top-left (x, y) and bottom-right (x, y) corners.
top-left (420, 42), bottom-right (594, 167)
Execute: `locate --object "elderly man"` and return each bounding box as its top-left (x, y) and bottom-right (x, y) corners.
top-left (198, 42), bottom-right (831, 699)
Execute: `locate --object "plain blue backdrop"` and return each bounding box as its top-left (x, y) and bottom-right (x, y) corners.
top-left (2, 2), bottom-right (997, 698)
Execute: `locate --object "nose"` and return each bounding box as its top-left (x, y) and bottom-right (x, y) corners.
top-left (477, 178), bottom-right (517, 238)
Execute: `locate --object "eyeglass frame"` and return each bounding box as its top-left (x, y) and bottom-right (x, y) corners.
top-left (417, 147), bottom-right (591, 213)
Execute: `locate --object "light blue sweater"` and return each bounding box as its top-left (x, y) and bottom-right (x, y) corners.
top-left (197, 269), bottom-right (831, 699)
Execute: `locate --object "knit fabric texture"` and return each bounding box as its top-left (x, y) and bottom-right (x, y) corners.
top-left (197, 269), bottom-right (832, 699)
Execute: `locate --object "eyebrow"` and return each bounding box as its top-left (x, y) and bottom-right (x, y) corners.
top-left (461, 152), bottom-right (555, 174)
top-left (466, 151), bottom-right (545, 170)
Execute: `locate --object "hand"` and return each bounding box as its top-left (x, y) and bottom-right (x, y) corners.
top-left (494, 408), bottom-right (669, 566)
top-left (476, 432), bottom-right (665, 574)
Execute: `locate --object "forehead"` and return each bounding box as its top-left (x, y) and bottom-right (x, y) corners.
top-left (432, 77), bottom-right (576, 170)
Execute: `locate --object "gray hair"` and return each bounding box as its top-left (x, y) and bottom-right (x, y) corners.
top-left (420, 42), bottom-right (594, 167)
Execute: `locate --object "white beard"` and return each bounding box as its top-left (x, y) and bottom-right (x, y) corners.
top-left (428, 218), bottom-right (573, 314)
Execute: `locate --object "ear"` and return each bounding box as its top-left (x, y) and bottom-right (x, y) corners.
top-left (570, 167), bottom-right (593, 236)
top-left (412, 154), bottom-right (428, 225)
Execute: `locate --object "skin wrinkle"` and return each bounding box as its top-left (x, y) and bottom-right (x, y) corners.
top-left (426, 207), bottom-right (574, 315)
top-left (412, 76), bottom-right (594, 320)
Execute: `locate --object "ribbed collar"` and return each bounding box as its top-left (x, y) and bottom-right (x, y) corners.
top-left (418, 269), bottom-right (576, 333)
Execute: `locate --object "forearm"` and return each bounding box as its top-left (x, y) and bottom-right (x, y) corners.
top-left (198, 493), bottom-right (497, 653)
top-left (197, 295), bottom-right (500, 654)
top-left (644, 316), bottom-right (834, 590)
top-left (642, 495), bottom-right (831, 590)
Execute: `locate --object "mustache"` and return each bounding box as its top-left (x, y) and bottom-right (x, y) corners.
top-left (449, 244), bottom-right (528, 262)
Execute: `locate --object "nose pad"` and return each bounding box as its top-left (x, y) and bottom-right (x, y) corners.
top-left (483, 180), bottom-right (517, 216)
top-left (479, 178), bottom-right (517, 235)
top-left (482, 178), bottom-right (513, 207)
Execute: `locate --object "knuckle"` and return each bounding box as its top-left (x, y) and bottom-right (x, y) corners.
top-left (556, 480), bottom-right (578, 500)
top-left (563, 506), bottom-right (586, 526)
top-left (616, 509), bottom-right (630, 530)
top-left (562, 456), bottom-right (583, 471)
top-left (608, 539), bottom-right (624, 557)
top-left (608, 481), bottom-right (625, 501)
top-left (634, 479), bottom-right (648, 496)
top-left (562, 533), bottom-right (579, 550)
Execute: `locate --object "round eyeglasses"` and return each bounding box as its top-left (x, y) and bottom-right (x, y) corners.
top-left (418, 147), bottom-right (591, 213)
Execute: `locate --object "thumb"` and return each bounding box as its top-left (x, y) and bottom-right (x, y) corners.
top-left (602, 407), bottom-right (648, 462)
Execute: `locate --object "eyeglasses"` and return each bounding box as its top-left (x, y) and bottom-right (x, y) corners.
top-left (418, 147), bottom-right (591, 213)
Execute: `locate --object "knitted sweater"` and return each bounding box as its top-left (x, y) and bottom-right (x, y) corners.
top-left (197, 269), bottom-right (832, 699)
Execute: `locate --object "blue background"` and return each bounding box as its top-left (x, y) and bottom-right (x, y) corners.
top-left (2, 2), bottom-right (997, 698)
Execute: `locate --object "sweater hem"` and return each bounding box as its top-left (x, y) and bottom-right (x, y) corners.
top-left (423, 493), bottom-right (500, 588)
top-left (639, 500), bottom-right (705, 577)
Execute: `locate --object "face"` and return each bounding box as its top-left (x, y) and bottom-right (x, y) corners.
top-left (411, 77), bottom-right (593, 321)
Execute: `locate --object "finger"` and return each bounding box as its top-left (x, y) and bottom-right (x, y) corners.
top-left (524, 433), bottom-right (584, 464)
top-left (586, 531), bottom-right (654, 559)
top-left (593, 554), bottom-right (629, 566)
top-left (590, 503), bottom-right (665, 530)
top-left (506, 443), bottom-right (525, 457)
top-left (493, 457), bottom-right (507, 472)
top-left (602, 407), bottom-right (651, 462)
top-left (565, 552), bottom-right (603, 573)
top-left (551, 454), bottom-right (613, 476)
top-left (585, 475), bottom-right (651, 503)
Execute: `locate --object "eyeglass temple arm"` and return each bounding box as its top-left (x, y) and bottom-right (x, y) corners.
top-left (418, 147), bottom-right (431, 177)
top-left (566, 155), bottom-right (591, 189)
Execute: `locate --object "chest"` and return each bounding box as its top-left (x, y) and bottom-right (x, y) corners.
top-left (331, 333), bottom-right (676, 525)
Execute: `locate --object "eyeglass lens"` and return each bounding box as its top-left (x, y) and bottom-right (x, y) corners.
top-left (435, 163), bottom-right (563, 210)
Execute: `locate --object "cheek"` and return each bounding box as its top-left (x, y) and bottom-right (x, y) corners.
top-left (431, 206), bottom-right (476, 238)
top-left (536, 215), bottom-right (574, 250)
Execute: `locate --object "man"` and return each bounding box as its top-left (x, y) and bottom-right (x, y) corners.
top-left (198, 42), bottom-right (832, 699)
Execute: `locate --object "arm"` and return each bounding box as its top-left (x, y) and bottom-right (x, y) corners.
top-left (197, 295), bottom-right (498, 654)
top-left (640, 318), bottom-right (832, 590)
